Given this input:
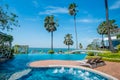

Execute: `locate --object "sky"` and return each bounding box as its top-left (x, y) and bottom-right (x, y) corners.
top-left (0, 0), bottom-right (120, 48)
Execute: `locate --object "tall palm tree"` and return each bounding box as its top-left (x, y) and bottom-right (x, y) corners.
top-left (104, 0), bottom-right (114, 51)
top-left (44, 15), bottom-right (58, 50)
top-left (97, 23), bottom-right (107, 48)
top-left (79, 43), bottom-right (83, 49)
top-left (68, 3), bottom-right (78, 49)
top-left (64, 34), bottom-right (74, 51)
top-left (97, 19), bottom-right (118, 49)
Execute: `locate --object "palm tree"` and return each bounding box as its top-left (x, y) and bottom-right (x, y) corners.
top-left (97, 20), bottom-right (118, 49)
top-left (68, 3), bottom-right (78, 49)
top-left (104, 0), bottom-right (114, 51)
top-left (44, 15), bottom-right (58, 50)
top-left (97, 23), bottom-right (107, 48)
top-left (79, 43), bottom-right (83, 49)
top-left (64, 34), bottom-right (74, 51)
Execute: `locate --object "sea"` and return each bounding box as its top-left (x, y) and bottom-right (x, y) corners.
top-left (28, 48), bottom-right (74, 53)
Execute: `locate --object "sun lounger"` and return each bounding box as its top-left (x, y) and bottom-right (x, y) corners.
top-left (80, 58), bottom-right (97, 68)
top-left (80, 57), bottom-right (105, 68)
top-left (95, 57), bottom-right (106, 66)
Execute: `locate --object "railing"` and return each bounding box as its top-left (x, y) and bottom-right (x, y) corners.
top-left (70, 49), bottom-right (104, 53)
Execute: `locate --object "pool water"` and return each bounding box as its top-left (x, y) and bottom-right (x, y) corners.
top-left (0, 54), bottom-right (87, 80)
top-left (18, 67), bottom-right (108, 80)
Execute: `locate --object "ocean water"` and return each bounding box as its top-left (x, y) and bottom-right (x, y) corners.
top-left (28, 48), bottom-right (74, 53)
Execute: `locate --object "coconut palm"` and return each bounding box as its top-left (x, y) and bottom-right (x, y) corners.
top-left (64, 34), bottom-right (74, 51)
top-left (97, 23), bottom-right (107, 48)
top-left (104, 0), bottom-right (114, 51)
top-left (44, 15), bottom-right (58, 50)
top-left (68, 3), bottom-right (78, 49)
top-left (97, 20), bottom-right (118, 49)
top-left (100, 20), bottom-right (118, 34)
top-left (79, 43), bottom-right (83, 49)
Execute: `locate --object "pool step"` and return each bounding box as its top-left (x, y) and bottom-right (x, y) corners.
top-left (8, 69), bottom-right (31, 80)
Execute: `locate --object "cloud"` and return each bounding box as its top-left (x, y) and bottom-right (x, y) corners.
top-left (33, 0), bottom-right (39, 8)
top-left (76, 18), bottom-right (104, 23)
top-left (110, 0), bottom-right (120, 10)
top-left (39, 6), bottom-right (68, 15)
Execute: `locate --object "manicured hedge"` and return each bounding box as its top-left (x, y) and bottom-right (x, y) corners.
top-left (48, 50), bottom-right (54, 54)
top-left (98, 52), bottom-right (120, 59)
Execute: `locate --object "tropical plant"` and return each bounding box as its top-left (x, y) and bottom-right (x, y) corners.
top-left (97, 19), bottom-right (118, 49)
top-left (44, 15), bottom-right (59, 51)
top-left (7, 35), bottom-right (13, 47)
top-left (117, 34), bottom-right (120, 39)
top-left (86, 44), bottom-right (93, 50)
top-left (13, 45), bottom-right (19, 53)
top-left (79, 43), bottom-right (83, 49)
top-left (0, 4), bottom-right (19, 31)
top-left (86, 39), bottom-right (100, 50)
top-left (87, 52), bottom-right (95, 56)
top-left (97, 24), bottom-right (106, 48)
top-left (64, 34), bottom-right (74, 51)
top-left (0, 3), bottom-right (19, 59)
top-left (117, 44), bottom-right (120, 51)
top-left (0, 33), bottom-right (13, 47)
top-left (48, 50), bottom-right (54, 54)
top-left (68, 3), bottom-right (78, 49)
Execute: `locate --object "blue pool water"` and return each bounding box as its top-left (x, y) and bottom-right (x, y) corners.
top-left (17, 67), bottom-right (108, 80)
top-left (0, 54), bottom-right (87, 80)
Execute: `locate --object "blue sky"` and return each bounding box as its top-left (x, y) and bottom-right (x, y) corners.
top-left (1, 0), bottom-right (120, 48)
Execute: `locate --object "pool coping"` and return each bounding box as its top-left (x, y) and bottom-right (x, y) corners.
top-left (28, 64), bottom-right (118, 80)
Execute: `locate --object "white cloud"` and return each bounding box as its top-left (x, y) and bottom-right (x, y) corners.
top-left (39, 6), bottom-right (68, 15)
top-left (110, 0), bottom-right (120, 10)
top-left (33, 0), bottom-right (39, 8)
top-left (76, 18), bottom-right (103, 23)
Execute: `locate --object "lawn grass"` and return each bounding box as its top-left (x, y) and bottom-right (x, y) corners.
top-left (86, 51), bottom-right (120, 62)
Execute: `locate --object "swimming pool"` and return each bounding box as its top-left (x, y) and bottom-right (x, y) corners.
top-left (0, 53), bottom-right (87, 80)
top-left (8, 66), bottom-right (117, 80)
top-left (14, 67), bottom-right (108, 80)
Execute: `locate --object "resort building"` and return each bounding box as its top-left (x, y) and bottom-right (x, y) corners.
top-left (104, 29), bottom-right (120, 48)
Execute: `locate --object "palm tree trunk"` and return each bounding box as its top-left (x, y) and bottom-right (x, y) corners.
top-left (101, 34), bottom-right (105, 49)
top-left (74, 15), bottom-right (78, 49)
top-left (104, 0), bottom-right (114, 52)
top-left (9, 41), bottom-right (12, 48)
top-left (51, 31), bottom-right (53, 50)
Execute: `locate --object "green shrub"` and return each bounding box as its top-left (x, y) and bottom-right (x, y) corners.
top-left (87, 52), bottom-right (94, 56)
top-left (87, 52), bottom-right (120, 62)
top-left (86, 56), bottom-right (99, 59)
top-left (48, 50), bottom-right (54, 54)
top-left (117, 44), bottom-right (120, 51)
top-left (86, 56), bottom-right (120, 62)
top-left (98, 53), bottom-right (120, 58)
